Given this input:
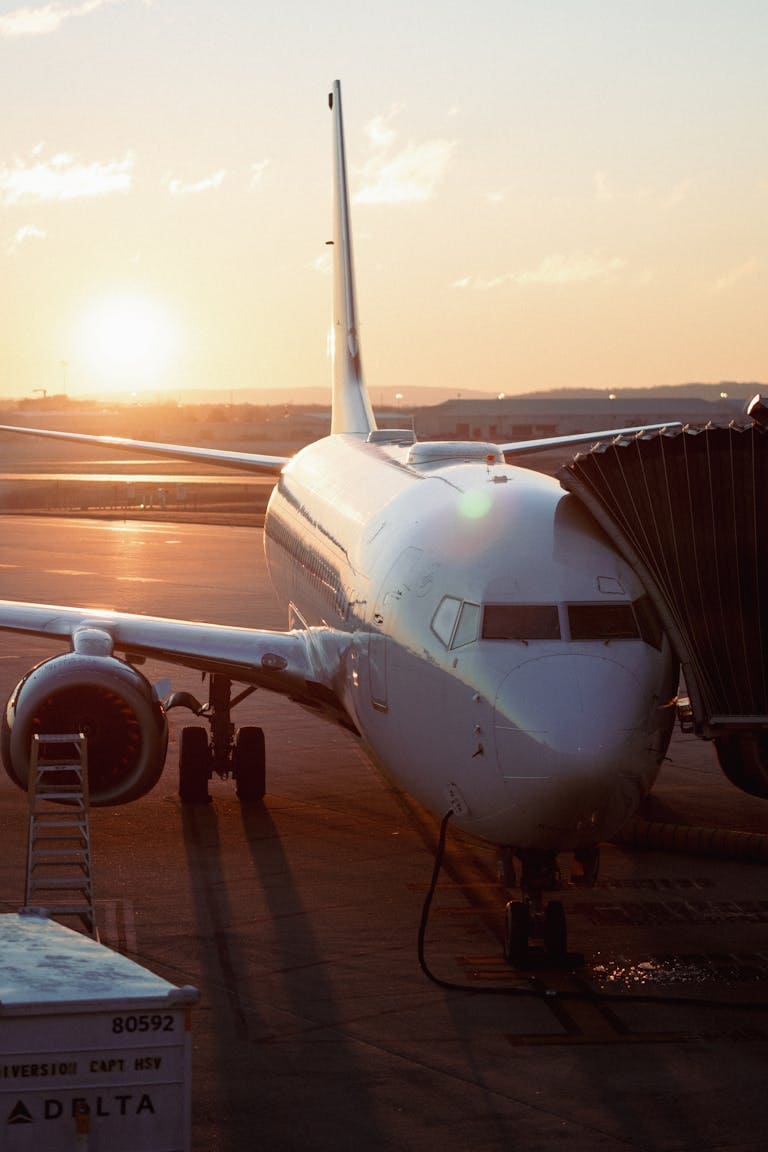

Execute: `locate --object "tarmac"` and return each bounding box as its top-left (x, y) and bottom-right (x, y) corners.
top-left (1, 515), bottom-right (767, 1151)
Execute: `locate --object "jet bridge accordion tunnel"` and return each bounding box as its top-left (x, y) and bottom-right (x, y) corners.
top-left (559, 422), bottom-right (768, 798)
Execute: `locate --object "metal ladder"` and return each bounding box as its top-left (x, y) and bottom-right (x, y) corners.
top-left (24, 733), bottom-right (98, 938)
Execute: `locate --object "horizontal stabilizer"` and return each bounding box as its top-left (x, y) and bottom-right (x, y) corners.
top-left (500, 422), bottom-right (680, 458)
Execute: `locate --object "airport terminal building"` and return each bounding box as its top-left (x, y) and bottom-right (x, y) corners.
top-left (405, 393), bottom-right (743, 443)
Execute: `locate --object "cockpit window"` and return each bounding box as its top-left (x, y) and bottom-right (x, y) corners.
top-left (482, 604), bottom-right (561, 641)
top-left (474, 596), bottom-right (665, 647)
top-left (431, 596), bottom-right (461, 647)
top-left (453, 602), bottom-right (481, 647)
top-left (568, 602), bottom-right (639, 641)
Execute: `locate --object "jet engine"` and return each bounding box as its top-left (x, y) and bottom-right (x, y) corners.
top-left (714, 733), bottom-right (768, 799)
top-left (2, 651), bottom-right (169, 806)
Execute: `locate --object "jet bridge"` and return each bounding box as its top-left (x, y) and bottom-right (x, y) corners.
top-left (559, 421), bottom-right (768, 797)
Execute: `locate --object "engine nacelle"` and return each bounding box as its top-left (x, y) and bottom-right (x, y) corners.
top-left (714, 733), bottom-right (768, 799)
top-left (2, 652), bottom-right (169, 806)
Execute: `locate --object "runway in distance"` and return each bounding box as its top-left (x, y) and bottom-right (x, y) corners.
top-left (0, 82), bottom-right (681, 963)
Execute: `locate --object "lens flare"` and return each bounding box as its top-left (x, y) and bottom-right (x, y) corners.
top-left (458, 489), bottom-right (493, 520)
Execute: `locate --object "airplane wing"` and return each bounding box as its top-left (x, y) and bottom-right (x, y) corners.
top-left (0, 598), bottom-right (347, 712)
top-left (0, 424), bottom-right (289, 475)
top-left (1, 420), bottom-right (684, 468)
top-left (500, 422), bottom-right (680, 457)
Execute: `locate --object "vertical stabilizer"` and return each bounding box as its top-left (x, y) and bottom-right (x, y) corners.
top-left (329, 81), bottom-right (376, 436)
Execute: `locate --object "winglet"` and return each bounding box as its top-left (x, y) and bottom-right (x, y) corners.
top-left (329, 81), bottom-right (376, 436)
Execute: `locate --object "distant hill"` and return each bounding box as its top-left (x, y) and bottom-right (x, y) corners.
top-left (8, 380), bottom-right (764, 410)
top-left (146, 385), bottom-right (499, 407)
top-left (145, 381), bottom-right (767, 406)
top-left (518, 382), bottom-right (763, 401)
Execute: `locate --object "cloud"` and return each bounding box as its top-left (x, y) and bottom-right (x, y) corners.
top-left (356, 140), bottom-right (456, 205)
top-left (593, 173), bottom-right (696, 211)
top-left (364, 109), bottom-right (402, 152)
top-left (636, 176), bottom-right (695, 210)
top-left (0, 150), bottom-right (134, 203)
top-left (354, 105), bottom-right (456, 205)
top-left (710, 258), bottom-right (760, 294)
top-left (308, 252), bottom-right (331, 275)
top-left (6, 224), bottom-right (47, 254)
top-left (165, 170), bottom-right (227, 197)
top-left (451, 252), bottom-right (628, 291)
top-left (593, 170), bottom-right (614, 201)
top-left (249, 159), bottom-right (270, 189)
top-left (661, 177), bottom-right (694, 210)
top-left (0, 0), bottom-right (124, 38)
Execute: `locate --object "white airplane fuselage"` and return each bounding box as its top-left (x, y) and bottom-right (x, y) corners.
top-left (264, 432), bottom-right (678, 851)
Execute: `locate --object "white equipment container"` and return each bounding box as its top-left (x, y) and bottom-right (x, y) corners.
top-left (0, 911), bottom-right (198, 1151)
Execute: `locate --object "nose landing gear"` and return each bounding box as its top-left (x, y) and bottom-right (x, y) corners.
top-left (504, 893), bottom-right (568, 967)
top-left (500, 848), bottom-right (595, 969)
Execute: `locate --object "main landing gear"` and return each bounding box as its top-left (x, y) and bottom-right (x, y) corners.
top-left (498, 846), bottom-right (599, 968)
top-left (169, 674), bottom-right (265, 805)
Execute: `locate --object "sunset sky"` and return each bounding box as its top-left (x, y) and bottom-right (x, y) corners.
top-left (1, 0), bottom-right (765, 402)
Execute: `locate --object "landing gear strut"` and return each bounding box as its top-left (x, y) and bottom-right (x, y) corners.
top-left (172, 674), bottom-right (264, 805)
top-left (502, 851), bottom-right (566, 967)
top-left (499, 849), bottom-right (589, 969)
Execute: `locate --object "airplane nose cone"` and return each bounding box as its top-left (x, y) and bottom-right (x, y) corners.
top-left (494, 653), bottom-right (647, 774)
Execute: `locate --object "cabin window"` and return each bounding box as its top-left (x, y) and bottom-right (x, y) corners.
top-left (431, 596), bottom-right (462, 647)
top-left (482, 604), bottom-right (561, 641)
top-left (568, 602), bottom-right (639, 641)
top-left (453, 602), bottom-right (481, 648)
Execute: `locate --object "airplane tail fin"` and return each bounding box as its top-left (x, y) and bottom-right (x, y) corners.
top-left (329, 81), bottom-right (376, 436)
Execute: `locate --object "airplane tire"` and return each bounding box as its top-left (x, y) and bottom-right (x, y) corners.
top-left (233, 725), bottom-right (266, 803)
top-left (179, 725), bottom-right (211, 804)
top-left (714, 734), bottom-right (768, 798)
top-left (504, 900), bottom-right (530, 967)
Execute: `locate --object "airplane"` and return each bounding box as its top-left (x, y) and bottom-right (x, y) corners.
top-left (0, 82), bottom-right (683, 966)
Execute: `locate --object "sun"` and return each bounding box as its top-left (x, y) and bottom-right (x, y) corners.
top-left (75, 293), bottom-right (181, 394)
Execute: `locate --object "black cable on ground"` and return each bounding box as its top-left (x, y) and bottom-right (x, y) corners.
top-left (418, 810), bottom-right (768, 1011)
